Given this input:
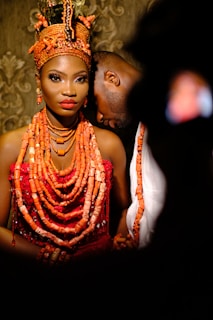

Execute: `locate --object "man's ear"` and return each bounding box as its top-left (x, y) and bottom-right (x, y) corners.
top-left (104, 70), bottom-right (120, 86)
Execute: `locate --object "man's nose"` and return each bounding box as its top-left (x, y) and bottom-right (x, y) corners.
top-left (96, 111), bottom-right (104, 123)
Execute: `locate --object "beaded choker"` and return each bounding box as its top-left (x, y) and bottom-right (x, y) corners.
top-left (46, 110), bottom-right (78, 156)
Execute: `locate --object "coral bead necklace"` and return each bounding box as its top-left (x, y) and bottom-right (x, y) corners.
top-left (13, 106), bottom-right (107, 249)
top-left (46, 110), bottom-right (78, 156)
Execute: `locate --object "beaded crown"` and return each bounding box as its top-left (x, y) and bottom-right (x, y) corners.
top-left (29, 0), bottom-right (95, 71)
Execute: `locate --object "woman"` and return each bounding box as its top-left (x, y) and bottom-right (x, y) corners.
top-left (0, 0), bottom-right (130, 267)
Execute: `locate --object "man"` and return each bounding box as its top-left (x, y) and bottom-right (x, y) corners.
top-left (90, 51), bottom-right (141, 130)
top-left (87, 51), bottom-right (166, 248)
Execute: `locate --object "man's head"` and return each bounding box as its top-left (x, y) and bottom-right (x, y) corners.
top-left (90, 51), bottom-right (142, 129)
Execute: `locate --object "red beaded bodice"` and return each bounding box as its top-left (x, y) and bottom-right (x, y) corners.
top-left (9, 160), bottom-right (113, 254)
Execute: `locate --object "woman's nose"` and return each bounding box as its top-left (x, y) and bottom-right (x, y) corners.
top-left (62, 83), bottom-right (76, 96)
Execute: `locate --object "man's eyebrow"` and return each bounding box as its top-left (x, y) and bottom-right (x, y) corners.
top-left (110, 110), bottom-right (126, 114)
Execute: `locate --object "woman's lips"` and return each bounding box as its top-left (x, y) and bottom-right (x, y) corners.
top-left (60, 100), bottom-right (77, 109)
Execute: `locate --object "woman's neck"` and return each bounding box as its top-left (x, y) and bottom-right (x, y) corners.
top-left (45, 106), bottom-right (80, 129)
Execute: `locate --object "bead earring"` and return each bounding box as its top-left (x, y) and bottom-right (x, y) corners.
top-left (83, 97), bottom-right (88, 108)
top-left (36, 87), bottom-right (43, 105)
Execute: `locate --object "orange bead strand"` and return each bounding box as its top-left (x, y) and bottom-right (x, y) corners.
top-left (132, 123), bottom-right (145, 246)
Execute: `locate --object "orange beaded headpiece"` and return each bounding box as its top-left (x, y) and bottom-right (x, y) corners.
top-left (29, 0), bottom-right (95, 71)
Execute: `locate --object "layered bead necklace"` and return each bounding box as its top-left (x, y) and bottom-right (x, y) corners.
top-left (47, 113), bottom-right (78, 156)
top-left (13, 106), bottom-right (106, 249)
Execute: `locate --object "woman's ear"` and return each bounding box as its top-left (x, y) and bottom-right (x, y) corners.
top-left (35, 72), bottom-right (43, 105)
top-left (104, 70), bottom-right (120, 86)
top-left (35, 72), bottom-right (41, 89)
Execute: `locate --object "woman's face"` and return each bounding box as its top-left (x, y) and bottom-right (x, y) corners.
top-left (39, 55), bottom-right (89, 119)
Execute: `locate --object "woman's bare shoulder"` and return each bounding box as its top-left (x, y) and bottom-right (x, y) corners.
top-left (0, 126), bottom-right (28, 162)
top-left (93, 125), bottom-right (123, 144)
top-left (93, 125), bottom-right (126, 161)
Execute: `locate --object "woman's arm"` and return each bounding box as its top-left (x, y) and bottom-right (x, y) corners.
top-left (0, 129), bottom-right (42, 260)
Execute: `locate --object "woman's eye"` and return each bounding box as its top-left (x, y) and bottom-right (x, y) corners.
top-left (76, 75), bottom-right (88, 83)
top-left (49, 73), bottom-right (61, 82)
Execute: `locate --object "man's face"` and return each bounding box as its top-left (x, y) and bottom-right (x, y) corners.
top-left (96, 107), bottom-right (131, 129)
top-left (94, 78), bottom-right (131, 129)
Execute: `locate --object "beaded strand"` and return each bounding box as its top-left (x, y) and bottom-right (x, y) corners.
top-left (46, 109), bottom-right (77, 156)
top-left (113, 123), bottom-right (145, 250)
top-left (132, 122), bottom-right (145, 245)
